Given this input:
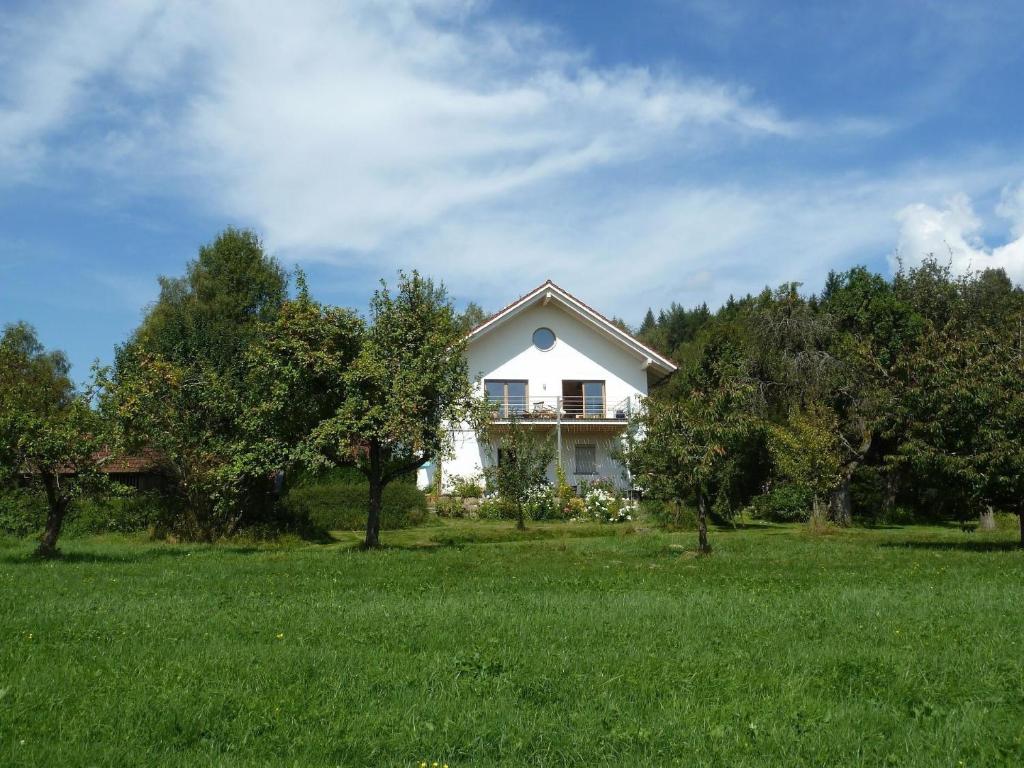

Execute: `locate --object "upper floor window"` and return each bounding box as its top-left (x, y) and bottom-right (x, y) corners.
top-left (485, 379), bottom-right (527, 418)
top-left (532, 327), bottom-right (556, 351)
top-left (562, 380), bottom-right (605, 417)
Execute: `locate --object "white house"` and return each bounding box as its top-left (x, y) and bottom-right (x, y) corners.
top-left (419, 280), bottom-right (677, 493)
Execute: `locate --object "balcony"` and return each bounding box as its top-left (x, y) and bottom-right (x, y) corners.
top-left (486, 394), bottom-right (634, 427)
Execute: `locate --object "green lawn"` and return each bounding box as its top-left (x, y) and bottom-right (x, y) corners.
top-left (2, 519), bottom-right (1023, 767)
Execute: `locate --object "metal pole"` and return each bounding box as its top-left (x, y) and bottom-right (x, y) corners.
top-left (556, 395), bottom-right (562, 470)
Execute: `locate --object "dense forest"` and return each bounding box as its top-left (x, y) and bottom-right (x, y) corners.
top-left (628, 260), bottom-right (1024, 548)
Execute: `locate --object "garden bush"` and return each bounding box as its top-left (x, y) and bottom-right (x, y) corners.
top-left (434, 496), bottom-right (464, 518)
top-left (751, 484), bottom-right (813, 522)
top-left (0, 489), bottom-right (46, 537)
top-left (639, 498), bottom-right (698, 530)
top-left (64, 493), bottom-right (163, 536)
top-left (524, 484), bottom-right (559, 520)
top-left (580, 481), bottom-right (634, 523)
top-left (477, 496), bottom-right (517, 520)
top-left (283, 469), bottom-right (428, 531)
top-left (0, 488), bottom-right (161, 537)
top-left (449, 474), bottom-right (483, 498)
top-left (850, 465), bottom-right (887, 522)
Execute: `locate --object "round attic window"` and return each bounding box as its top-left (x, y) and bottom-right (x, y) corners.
top-left (532, 327), bottom-right (556, 351)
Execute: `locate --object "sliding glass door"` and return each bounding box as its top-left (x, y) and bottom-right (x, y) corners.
top-left (561, 380), bottom-right (605, 417)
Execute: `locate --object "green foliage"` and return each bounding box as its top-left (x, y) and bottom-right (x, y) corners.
top-left (449, 474), bottom-right (483, 498)
top-left (639, 498), bottom-right (698, 530)
top-left (766, 404), bottom-right (843, 508)
top-left (456, 301), bottom-right (488, 333)
top-left (477, 496), bottom-right (518, 520)
top-left (131, 227), bottom-right (287, 373)
top-left (897, 309), bottom-right (1024, 523)
top-left (103, 352), bottom-right (253, 540)
top-left (636, 301), bottom-right (712, 361)
top-left (626, 348), bottom-right (757, 550)
top-left (0, 322), bottom-right (107, 555)
top-left (751, 484), bottom-right (814, 523)
top-left (434, 496), bottom-right (464, 519)
top-left (105, 229), bottom-right (290, 541)
top-left (289, 271), bottom-right (483, 547)
top-left (106, 260), bottom-right (479, 548)
top-left (635, 258), bottom-right (1024, 536)
top-left (0, 489), bottom-right (163, 538)
top-left (241, 280), bottom-right (363, 477)
top-left (64, 493), bottom-right (161, 536)
top-left (0, 488), bottom-right (46, 537)
top-left (480, 418), bottom-right (556, 529)
top-left (283, 471), bottom-right (428, 531)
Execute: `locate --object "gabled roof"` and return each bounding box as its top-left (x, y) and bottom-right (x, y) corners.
top-left (467, 280), bottom-right (678, 376)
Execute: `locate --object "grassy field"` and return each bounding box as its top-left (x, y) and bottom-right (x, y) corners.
top-left (2, 519), bottom-right (1024, 767)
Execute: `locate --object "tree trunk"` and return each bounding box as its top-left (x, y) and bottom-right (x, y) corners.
top-left (36, 474), bottom-right (68, 558)
top-left (363, 443), bottom-right (383, 549)
top-left (696, 491), bottom-right (711, 554)
top-left (978, 507), bottom-right (997, 531)
top-left (364, 478), bottom-right (383, 549)
top-left (810, 494), bottom-right (827, 526)
top-left (516, 503), bottom-right (526, 531)
top-left (828, 476), bottom-right (853, 528)
top-left (883, 469), bottom-right (899, 515)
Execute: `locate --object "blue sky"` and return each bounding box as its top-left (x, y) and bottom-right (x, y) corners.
top-left (2, 0), bottom-right (1024, 383)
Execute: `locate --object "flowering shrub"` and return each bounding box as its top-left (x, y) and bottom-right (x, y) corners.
top-left (472, 475), bottom-right (636, 523)
top-left (553, 464), bottom-right (577, 519)
top-left (523, 484), bottom-right (557, 520)
top-left (565, 496), bottom-right (586, 519)
top-left (581, 480), bottom-right (635, 523)
top-left (478, 494), bottom-right (515, 520)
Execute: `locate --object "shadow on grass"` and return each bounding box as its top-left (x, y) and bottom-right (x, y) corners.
top-left (712, 521), bottom-right (778, 533)
top-left (325, 537), bottom-right (461, 554)
top-left (0, 547), bottom-right (193, 565)
top-left (0, 539), bottom-right (320, 564)
top-left (327, 522), bottom-right (634, 553)
top-left (880, 540), bottom-right (1022, 553)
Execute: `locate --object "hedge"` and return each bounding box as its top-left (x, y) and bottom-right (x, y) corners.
top-left (283, 469), bottom-right (428, 531)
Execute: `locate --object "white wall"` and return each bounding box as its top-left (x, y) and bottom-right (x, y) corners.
top-left (429, 301), bottom-right (648, 491)
top-left (467, 303), bottom-right (649, 407)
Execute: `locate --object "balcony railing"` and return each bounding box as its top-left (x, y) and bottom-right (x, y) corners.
top-left (487, 394), bottom-right (634, 422)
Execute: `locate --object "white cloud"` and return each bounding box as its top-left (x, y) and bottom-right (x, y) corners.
top-left (894, 188), bottom-right (1024, 284)
top-left (1, 0), bottom-right (1022, 322)
top-left (996, 183), bottom-right (1024, 238)
top-left (0, 1), bottom-right (795, 222)
top-left (0, 1), bottom-right (173, 179)
top-left (167, 1), bottom-right (802, 253)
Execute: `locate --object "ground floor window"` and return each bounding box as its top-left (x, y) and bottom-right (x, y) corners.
top-left (574, 443), bottom-right (597, 475)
